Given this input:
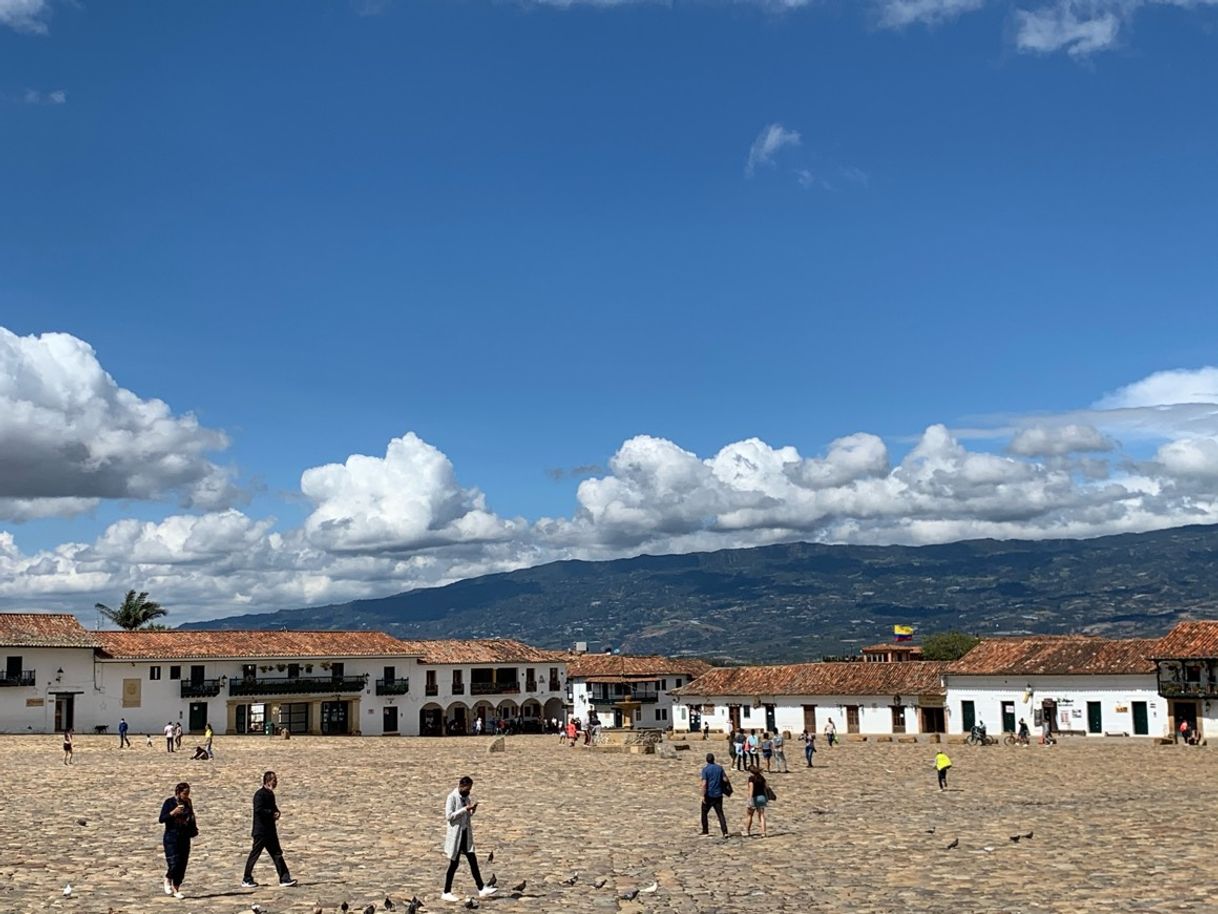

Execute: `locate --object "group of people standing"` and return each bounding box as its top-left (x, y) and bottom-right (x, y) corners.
top-left (158, 771), bottom-right (298, 900)
top-left (726, 728), bottom-right (789, 772)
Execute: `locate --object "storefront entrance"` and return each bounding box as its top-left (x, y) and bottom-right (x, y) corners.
top-left (321, 701), bottom-right (350, 735)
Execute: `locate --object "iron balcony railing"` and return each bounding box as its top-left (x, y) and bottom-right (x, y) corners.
top-left (229, 675), bottom-right (367, 697)
top-left (470, 682), bottom-right (521, 695)
top-left (592, 691), bottom-right (660, 704)
top-left (1158, 679), bottom-right (1218, 699)
top-left (180, 679), bottom-right (224, 698)
top-left (0, 671), bottom-right (35, 687)
top-left (376, 678), bottom-right (411, 696)
top-left (425, 684), bottom-right (439, 696)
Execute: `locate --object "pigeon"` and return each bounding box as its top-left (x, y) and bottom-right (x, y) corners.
top-left (1010, 835), bottom-right (1022, 843)
top-left (463, 899), bottom-right (479, 910)
top-left (76, 818), bottom-right (87, 826)
top-left (945, 838), bottom-right (959, 850)
top-left (593, 878), bottom-right (608, 890)
top-left (486, 851), bottom-right (494, 865)
top-left (619, 889), bottom-right (639, 901)
top-left (639, 882), bottom-right (658, 895)
top-left (363, 905), bottom-right (376, 914)
top-left (406, 903), bottom-right (420, 914)
top-left (251, 906), bottom-right (263, 914)
top-left (510, 881), bottom-right (526, 894)
top-left (924, 826), bottom-right (936, 834)
top-left (486, 874), bottom-right (496, 888)
top-left (1022, 831), bottom-right (1034, 840)
top-left (341, 903), bottom-right (350, 913)
top-left (313, 903), bottom-right (324, 914)
top-left (63, 884), bottom-right (72, 897)
top-left (982, 846), bottom-right (995, 853)
top-left (385, 897), bottom-right (396, 911)
top-left (561, 873), bottom-right (579, 886)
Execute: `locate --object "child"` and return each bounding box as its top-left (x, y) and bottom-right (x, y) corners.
top-left (934, 750), bottom-right (952, 790)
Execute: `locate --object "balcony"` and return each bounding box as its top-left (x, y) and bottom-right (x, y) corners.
top-left (549, 679), bottom-right (561, 692)
top-left (452, 683), bottom-right (465, 695)
top-left (376, 678), bottom-right (411, 696)
top-left (425, 683), bottom-right (438, 697)
top-left (229, 675), bottom-right (367, 697)
top-left (1158, 679), bottom-right (1218, 699)
top-left (525, 680), bottom-right (537, 693)
top-left (470, 681), bottom-right (520, 696)
top-left (0, 671), bottom-right (35, 687)
top-left (592, 690), bottom-right (660, 704)
top-left (180, 679), bottom-right (223, 698)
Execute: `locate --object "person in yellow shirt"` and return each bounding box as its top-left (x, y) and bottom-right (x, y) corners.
top-left (934, 751), bottom-right (952, 790)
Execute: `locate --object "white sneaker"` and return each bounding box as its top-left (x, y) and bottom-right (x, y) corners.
top-left (163, 878), bottom-right (173, 896)
top-left (441, 892), bottom-right (461, 903)
top-left (172, 890), bottom-right (184, 899)
top-left (478, 886), bottom-right (498, 898)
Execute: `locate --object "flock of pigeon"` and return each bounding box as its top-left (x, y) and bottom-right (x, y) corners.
top-left (928, 826), bottom-right (1035, 852)
top-left (209, 850), bottom-right (662, 914)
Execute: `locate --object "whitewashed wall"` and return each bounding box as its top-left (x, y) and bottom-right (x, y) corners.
top-left (0, 646), bottom-right (98, 733)
top-left (674, 695), bottom-right (933, 736)
top-left (391, 660), bottom-right (567, 736)
top-left (570, 679), bottom-right (688, 729)
top-left (945, 674), bottom-right (1165, 738)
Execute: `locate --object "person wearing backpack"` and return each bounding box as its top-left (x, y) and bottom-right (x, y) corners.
top-left (699, 753), bottom-right (731, 838)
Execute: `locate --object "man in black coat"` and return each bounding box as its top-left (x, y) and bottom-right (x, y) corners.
top-left (241, 771), bottom-right (297, 888)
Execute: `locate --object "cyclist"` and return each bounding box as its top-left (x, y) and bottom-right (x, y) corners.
top-left (1017, 718), bottom-right (1030, 745)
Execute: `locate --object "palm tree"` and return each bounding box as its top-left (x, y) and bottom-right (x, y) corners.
top-left (95, 591), bottom-right (168, 630)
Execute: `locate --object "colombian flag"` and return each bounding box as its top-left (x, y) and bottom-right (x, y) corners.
top-left (893, 624), bottom-right (914, 642)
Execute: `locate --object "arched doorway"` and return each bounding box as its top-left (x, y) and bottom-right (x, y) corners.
top-left (521, 699), bottom-right (542, 733)
top-left (543, 697), bottom-right (565, 730)
top-left (446, 702), bottom-right (470, 735)
top-left (473, 701), bottom-right (495, 733)
top-left (419, 703), bottom-right (444, 737)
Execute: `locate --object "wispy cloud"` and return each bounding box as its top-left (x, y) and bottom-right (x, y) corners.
top-left (0, 0), bottom-right (50, 34)
top-left (18, 88), bottom-right (66, 105)
top-left (877, 0), bottom-right (987, 28)
top-left (745, 123), bottom-right (801, 177)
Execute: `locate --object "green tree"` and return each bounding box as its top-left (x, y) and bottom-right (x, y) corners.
top-left (921, 630), bottom-right (981, 661)
top-left (95, 590), bottom-right (168, 630)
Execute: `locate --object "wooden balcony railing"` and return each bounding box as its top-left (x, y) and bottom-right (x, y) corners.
top-left (229, 675), bottom-right (367, 697)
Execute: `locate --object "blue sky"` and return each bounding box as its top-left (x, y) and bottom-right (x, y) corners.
top-left (1, 0), bottom-right (1217, 622)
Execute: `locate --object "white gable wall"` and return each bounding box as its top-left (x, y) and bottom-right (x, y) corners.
top-left (0, 646), bottom-right (98, 733)
top-left (674, 695), bottom-right (933, 736)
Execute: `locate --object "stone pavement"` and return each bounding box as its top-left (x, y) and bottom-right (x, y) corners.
top-left (0, 733), bottom-right (1213, 913)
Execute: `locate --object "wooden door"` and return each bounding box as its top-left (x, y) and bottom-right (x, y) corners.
top-left (845, 705), bottom-right (860, 734)
top-left (802, 705), bottom-right (817, 733)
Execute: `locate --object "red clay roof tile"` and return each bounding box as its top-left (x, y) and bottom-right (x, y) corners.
top-left (0, 613), bottom-right (99, 649)
top-left (672, 661), bottom-right (947, 698)
top-left (1151, 621), bottom-right (1218, 660)
top-left (95, 630), bottom-right (420, 660)
top-left (946, 636), bottom-right (1157, 676)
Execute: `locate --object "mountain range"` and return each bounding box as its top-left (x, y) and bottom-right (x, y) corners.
top-left (178, 525), bottom-right (1218, 662)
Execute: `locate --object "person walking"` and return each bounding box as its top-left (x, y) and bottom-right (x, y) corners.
top-left (173, 721), bottom-right (183, 751)
top-left (62, 728), bottom-right (73, 765)
top-left (824, 718), bottom-right (837, 747)
top-left (441, 776), bottom-right (496, 903)
top-left (241, 771), bottom-right (297, 888)
top-left (203, 722), bottom-right (214, 759)
top-left (743, 765), bottom-right (769, 838)
top-left (934, 750), bottom-right (952, 790)
top-left (159, 781), bottom-right (197, 899)
top-left (801, 729), bottom-right (816, 767)
top-left (746, 730), bottom-right (760, 769)
top-left (164, 722), bottom-right (175, 753)
top-left (732, 729), bottom-right (746, 771)
top-left (699, 752), bottom-right (731, 838)
top-left (772, 730), bottom-right (789, 773)
top-left (761, 732), bottom-right (773, 772)
top-left (118, 717), bottom-right (131, 749)
top-left (725, 728), bottom-right (737, 769)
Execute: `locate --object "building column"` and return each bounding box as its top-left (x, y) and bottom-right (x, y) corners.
top-left (225, 700), bottom-right (239, 735)
top-left (309, 700), bottom-right (323, 735)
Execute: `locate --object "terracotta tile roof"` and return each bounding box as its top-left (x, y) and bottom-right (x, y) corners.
top-left (861, 642), bottom-right (923, 653)
top-left (0, 613), bottom-right (99, 649)
top-left (946, 636), bottom-right (1157, 676)
top-left (672, 661), bottom-right (947, 699)
top-left (566, 654), bottom-right (714, 682)
top-left (1151, 621), bottom-right (1218, 660)
top-left (95, 630), bottom-right (421, 660)
top-left (391, 638), bottom-right (569, 665)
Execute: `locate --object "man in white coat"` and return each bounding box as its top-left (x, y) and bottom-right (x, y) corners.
top-left (441, 776), bottom-right (497, 903)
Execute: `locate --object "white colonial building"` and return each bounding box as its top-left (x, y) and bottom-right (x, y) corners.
top-left (0, 614), bottom-right (101, 734)
top-left (671, 661), bottom-right (950, 737)
top-left (942, 635), bottom-right (1167, 739)
top-left (391, 638), bottom-right (569, 735)
top-left (566, 654), bottom-right (711, 729)
top-left (1147, 621), bottom-right (1218, 742)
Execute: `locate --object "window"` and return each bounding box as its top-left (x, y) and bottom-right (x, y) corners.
top-left (169, 665), bottom-right (181, 680)
top-left (149, 666), bottom-right (162, 681)
top-left (287, 663), bottom-right (300, 679)
top-left (331, 662), bottom-right (345, 679)
top-left (676, 678), bottom-right (683, 688)
top-left (452, 670), bottom-right (464, 694)
top-left (655, 708), bottom-right (669, 721)
top-left (425, 670), bottom-right (438, 696)
top-left (189, 665), bottom-right (205, 684)
top-left (383, 665), bottom-right (396, 683)
top-left (661, 679), bottom-right (668, 691)
top-left (742, 705), bottom-right (751, 718)
top-left (242, 664), bottom-right (257, 681)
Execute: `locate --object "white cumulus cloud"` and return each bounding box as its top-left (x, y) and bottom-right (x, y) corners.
top-left (0, 328), bottom-right (238, 521)
top-left (0, 0), bottom-right (49, 33)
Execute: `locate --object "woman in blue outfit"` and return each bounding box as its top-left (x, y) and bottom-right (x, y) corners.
top-left (159, 781), bottom-right (197, 899)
